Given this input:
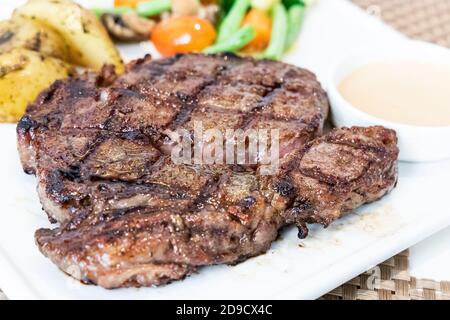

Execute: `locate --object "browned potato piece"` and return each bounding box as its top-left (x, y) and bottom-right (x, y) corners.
top-left (0, 17), bottom-right (70, 61)
top-left (0, 49), bottom-right (72, 123)
top-left (14, 0), bottom-right (124, 73)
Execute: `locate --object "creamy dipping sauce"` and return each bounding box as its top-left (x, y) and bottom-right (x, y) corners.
top-left (338, 62), bottom-right (450, 127)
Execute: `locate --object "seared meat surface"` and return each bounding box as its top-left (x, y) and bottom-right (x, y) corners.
top-left (18, 53), bottom-right (328, 224)
top-left (17, 54), bottom-right (399, 288)
top-left (276, 126), bottom-right (399, 238)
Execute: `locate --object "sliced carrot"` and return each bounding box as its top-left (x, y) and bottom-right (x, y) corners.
top-left (114, 0), bottom-right (142, 8)
top-left (241, 8), bottom-right (272, 53)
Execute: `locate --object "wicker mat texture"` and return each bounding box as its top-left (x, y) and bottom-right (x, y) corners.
top-left (1, 0), bottom-right (450, 301)
top-left (321, 250), bottom-right (450, 300)
top-left (352, 0), bottom-right (450, 47)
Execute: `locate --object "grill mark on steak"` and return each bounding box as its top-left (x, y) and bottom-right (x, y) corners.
top-left (188, 172), bottom-right (223, 212)
top-left (17, 53), bottom-right (399, 288)
top-left (276, 126), bottom-right (399, 237)
top-left (165, 63), bottom-right (229, 131)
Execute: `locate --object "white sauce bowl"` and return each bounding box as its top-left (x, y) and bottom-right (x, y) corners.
top-left (327, 40), bottom-right (450, 162)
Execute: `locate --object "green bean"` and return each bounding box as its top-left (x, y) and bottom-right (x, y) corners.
top-left (262, 3), bottom-right (288, 60)
top-left (136, 0), bottom-right (172, 17)
top-left (285, 4), bottom-right (305, 50)
top-left (204, 25), bottom-right (256, 54)
top-left (216, 0), bottom-right (251, 43)
top-left (91, 7), bottom-right (133, 17)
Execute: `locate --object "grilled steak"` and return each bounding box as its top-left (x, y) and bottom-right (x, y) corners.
top-left (17, 53), bottom-right (399, 288)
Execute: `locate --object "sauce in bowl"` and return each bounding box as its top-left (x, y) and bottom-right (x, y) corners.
top-left (338, 62), bottom-right (450, 127)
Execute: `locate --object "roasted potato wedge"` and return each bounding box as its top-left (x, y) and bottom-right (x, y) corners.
top-left (0, 49), bottom-right (72, 123)
top-left (0, 17), bottom-right (69, 61)
top-left (14, 0), bottom-right (124, 73)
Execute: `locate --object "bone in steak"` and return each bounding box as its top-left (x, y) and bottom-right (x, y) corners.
top-left (17, 53), bottom-right (399, 288)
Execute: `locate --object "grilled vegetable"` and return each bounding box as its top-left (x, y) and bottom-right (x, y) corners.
top-left (251, 0), bottom-right (280, 11)
top-left (216, 0), bottom-right (251, 43)
top-left (285, 4), bottom-right (305, 50)
top-left (114, 0), bottom-right (142, 8)
top-left (0, 17), bottom-right (69, 61)
top-left (261, 3), bottom-right (288, 60)
top-left (282, 0), bottom-right (305, 8)
top-left (204, 24), bottom-right (255, 54)
top-left (0, 49), bottom-right (72, 123)
top-left (152, 16), bottom-right (216, 57)
top-left (172, 0), bottom-right (201, 16)
top-left (92, 7), bottom-right (133, 17)
top-left (136, 0), bottom-right (172, 17)
top-left (14, 0), bottom-right (124, 73)
top-left (198, 4), bottom-right (221, 25)
top-left (102, 12), bottom-right (155, 42)
top-left (241, 8), bottom-right (272, 52)
top-left (219, 0), bottom-right (236, 14)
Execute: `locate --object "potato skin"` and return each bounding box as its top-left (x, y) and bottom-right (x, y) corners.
top-left (14, 0), bottom-right (124, 73)
top-left (0, 49), bottom-right (72, 123)
top-left (0, 17), bottom-right (70, 61)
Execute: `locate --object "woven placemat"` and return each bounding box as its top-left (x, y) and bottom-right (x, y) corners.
top-left (352, 0), bottom-right (450, 47)
top-left (321, 250), bottom-right (450, 300)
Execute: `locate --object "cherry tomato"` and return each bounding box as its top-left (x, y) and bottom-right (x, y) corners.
top-left (151, 16), bottom-right (217, 57)
top-left (114, 0), bottom-right (142, 8)
top-left (242, 9), bottom-right (272, 53)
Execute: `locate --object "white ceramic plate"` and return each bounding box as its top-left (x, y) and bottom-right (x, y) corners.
top-left (0, 0), bottom-right (450, 300)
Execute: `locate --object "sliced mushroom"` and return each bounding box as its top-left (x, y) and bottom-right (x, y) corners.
top-left (102, 13), bottom-right (155, 42)
top-left (122, 12), bottom-right (155, 37)
top-left (198, 4), bottom-right (220, 25)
